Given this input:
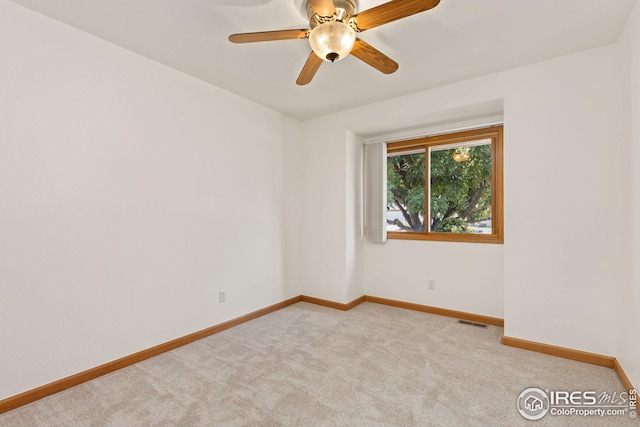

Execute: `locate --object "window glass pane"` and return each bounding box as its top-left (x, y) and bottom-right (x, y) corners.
top-left (387, 149), bottom-right (426, 232)
top-left (429, 140), bottom-right (492, 234)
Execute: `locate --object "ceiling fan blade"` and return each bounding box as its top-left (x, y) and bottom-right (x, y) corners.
top-left (229, 29), bottom-right (309, 43)
top-left (351, 39), bottom-right (398, 74)
top-left (309, 0), bottom-right (336, 17)
top-left (352, 0), bottom-right (440, 31)
top-left (297, 52), bottom-right (323, 85)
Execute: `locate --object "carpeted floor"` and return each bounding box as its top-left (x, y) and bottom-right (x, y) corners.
top-left (0, 302), bottom-right (636, 426)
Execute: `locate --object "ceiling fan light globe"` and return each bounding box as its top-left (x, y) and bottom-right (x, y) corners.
top-left (309, 21), bottom-right (356, 62)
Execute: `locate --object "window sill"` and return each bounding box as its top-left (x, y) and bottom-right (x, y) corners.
top-left (387, 231), bottom-right (504, 244)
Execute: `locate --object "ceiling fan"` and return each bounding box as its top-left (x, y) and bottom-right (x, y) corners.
top-left (228, 0), bottom-right (441, 85)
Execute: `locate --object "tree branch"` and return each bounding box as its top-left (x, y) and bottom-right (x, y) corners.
top-left (462, 179), bottom-right (487, 220)
top-left (394, 197), bottom-right (414, 229)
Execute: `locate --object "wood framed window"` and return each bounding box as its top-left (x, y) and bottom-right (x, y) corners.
top-left (386, 126), bottom-right (503, 243)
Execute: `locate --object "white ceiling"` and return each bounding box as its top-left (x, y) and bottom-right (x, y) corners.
top-left (9, 0), bottom-right (637, 120)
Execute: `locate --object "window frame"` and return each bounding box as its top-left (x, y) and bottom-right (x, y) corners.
top-left (386, 126), bottom-right (504, 244)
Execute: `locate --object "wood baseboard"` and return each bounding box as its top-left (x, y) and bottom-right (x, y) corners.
top-left (364, 295), bottom-right (504, 327)
top-left (613, 358), bottom-right (636, 393)
top-left (501, 335), bottom-right (615, 368)
top-left (502, 336), bottom-right (638, 393)
top-left (3, 293), bottom-right (635, 416)
top-left (300, 295), bottom-right (365, 310)
top-left (0, 295), bottom-right (302, 415)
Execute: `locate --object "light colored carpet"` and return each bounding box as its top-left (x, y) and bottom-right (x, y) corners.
top-left (0, 302), bottom-right (635, 426)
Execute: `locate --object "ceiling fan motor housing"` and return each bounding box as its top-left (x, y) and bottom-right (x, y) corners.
top-left (306, 0), bottom-right (357, 28)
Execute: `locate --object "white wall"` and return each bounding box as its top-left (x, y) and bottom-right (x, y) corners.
top-left (0, 0), bottom-right (301, 401)
top-left (618, 0), bottom-right (640, 389)
top-left (300, 44), bottom-right (627, 356)
top-left (502, 49), bottom-right (625, 356)
top-left (365, 241), bottom-right (504, 318)
top-left (299, 124), bottom-right (348, 301)
top-left (345, 131), bottom-right (365, 302)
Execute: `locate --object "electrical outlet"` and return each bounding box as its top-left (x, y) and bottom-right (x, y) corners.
top-left (219, 290), bottom-right (226, 303)
top-left (428, 280), bottom-right (436, 290)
